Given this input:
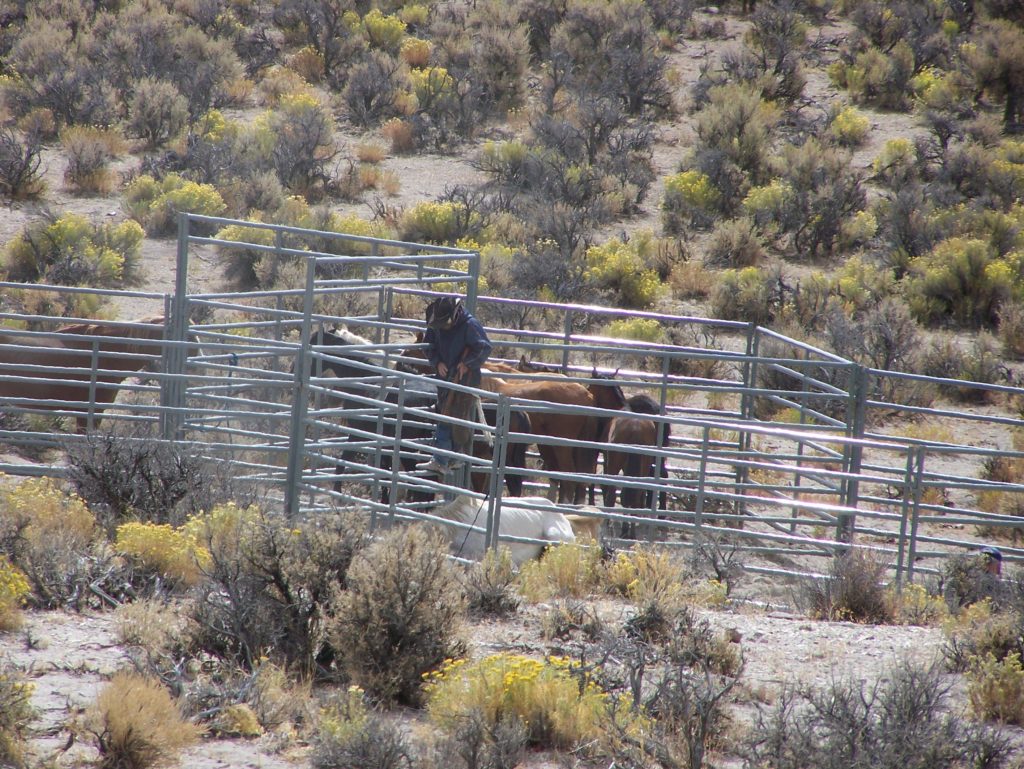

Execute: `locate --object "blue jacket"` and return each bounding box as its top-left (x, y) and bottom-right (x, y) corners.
top-left (424, 310), bottom-right (492, 385)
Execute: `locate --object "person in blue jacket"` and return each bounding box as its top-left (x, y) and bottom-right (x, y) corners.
top-left (415, 295), bottom-right (492, 475)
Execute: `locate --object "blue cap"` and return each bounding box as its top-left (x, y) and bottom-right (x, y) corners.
top-left (980, 546), bottom-right (1003, 562)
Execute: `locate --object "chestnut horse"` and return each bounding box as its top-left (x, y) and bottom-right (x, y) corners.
top-left (0, 316), bottom-right (167, 433)
top-left (602, 393), bottom-right (672, 537)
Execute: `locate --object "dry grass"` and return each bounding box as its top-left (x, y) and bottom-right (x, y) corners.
top-left (85, 671), bottom-right (200, 769)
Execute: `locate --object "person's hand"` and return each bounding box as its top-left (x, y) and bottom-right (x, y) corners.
top-left (455, 362), bottom-right (469, 382)
top-left (437, 362), bottom-right (449, 378)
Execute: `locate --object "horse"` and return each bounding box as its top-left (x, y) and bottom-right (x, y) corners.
top-left (431, 493), bottom-right (575, 566)
top-left (307, 327), bottom-right (530, 499)
top-left (0, 316), bottom-right (167, 433)
top-left (601, 393), bottom-right (672, 538)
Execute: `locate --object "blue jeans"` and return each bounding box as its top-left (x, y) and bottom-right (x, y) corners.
top-left (434, 421), bottom-right (453, 466)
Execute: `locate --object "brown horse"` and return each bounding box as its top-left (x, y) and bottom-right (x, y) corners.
top-left (602, 393), bottom-right (672, 537)
top-left (0, 316), bottom-right (167, 432)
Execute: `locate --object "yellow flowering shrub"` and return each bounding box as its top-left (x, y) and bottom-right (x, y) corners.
top-left (425, 654), bottom-right (648, 749)
top-left (399, 200), bottom-right (463, 244)
top-left (409, 67), bottom-right (454, 109)
top-left (886, 583), bottom-right (950, 626)
top-left (0, 557), bottom-right (30, 632)
top-left (517, 542), bottom-right (605, 602)
top-left (585, 238), bottom-right (663, 309)
top-left (967, 652), bottom-right (1024, 724)
top-left (181, 502), bottom-right (260, 566)
top-left (115, 522), bottom-right (209, 587)
top-left (0, 660), bottom-right (35, 766)
top-left (362, 9), bottom-right (405, 51)
top-left (828, 105), bottom-right (870, 146)
top-left (605, 317), bottom-right (664, 343)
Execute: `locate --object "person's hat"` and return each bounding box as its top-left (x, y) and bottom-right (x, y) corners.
top-left (980, 546), bottom-right (1003, 562)
top-left (425, 296), bottom-right (461, 329)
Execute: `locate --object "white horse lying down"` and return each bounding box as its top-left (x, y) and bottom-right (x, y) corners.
top-left (432, 494), bottom-right (576, 565)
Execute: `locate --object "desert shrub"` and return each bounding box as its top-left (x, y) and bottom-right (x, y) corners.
top-left (0, 657), bottom-right (35, 767)
top-left (744, 658), bottom-right (1012, 769)
top-left (0, 476), bottom-right (120, 610)
top-left (256, 93), bottom-right (337, 196)
top-left (962, 19), bottom-right (1024, 132)
top-left (710, 266), bottom-right (787, 325)
top-left (584, 237), bottom-right (663, 309)
top-left (3, 213), bottom-right (144, 287)
top-left (834, 42), bottom-right (915, 111)
top-left (314, 686), bottom-right (414, 769)
top-left (886, 583), bottom-right (951, 627)
top-left (906, 238), bottom-right (1012, 328)
top-left (3, 16), bottom-right (117, 128)
top-left (399, 36), bottom-right (431, 68)
top-left (0, 127), bottom-right (45, 200)
top-left (85, 671), bottom-right (201, 769)
top-left (944, 600), bottom-right (1024, 676)
top-left (605, 545), bottom-right (688, 605)
top-left (462, 548), bottom-right (520, 616)
top-left (115, 599), bottom-right (197, 683)
top-left (124, 173), bottom-right (227, 236)
top-left (967, 652), bottom-right (1024, 725)
top-left (517, 542), bottom-right (605, 602)
top-left (126, 78), bottom-right (189, 149)
top-left (190, 505), bottom-right (370, 676)
top-left (694, 83), bottom-right (780, 187)
top-left (827, 104), bottom-right (870, 147)
top-left (61, 125), bottom-right (124, 194)
top-left (920, 334), bottom-right (1010, 402)
top-left (800, 548), bottom-right (892, 623)
top-left (705, 217), bottom-right (764, 268)
top-left (343, 51), bottom-right (407, 127)
top-left (668, 260), bottom-right (715, 300)
top-left (426, 653), bottom-right (646, 751)
top-left (63, 430), bottom-right (242, 532)
top-left (833, 255), bottom-right (895, 313)
top-left (382, 117), bottom-right (416, 154)
top-left (0, 558), bottom-right (30, 633)
top-left (362, 8), bottom-right (406, 52)
top-left (114, 522), bottom-right (207, 588)
top-left (748, 138), bottom-right (866, 260)
top-left (997, 301), bottom-right (1024, 360)
top-left (329, 525), bottom-right (465, 704)
top-left (604, 317), bottom-right (665, 343)
top-left (398, 200), bottom-right (466, 245)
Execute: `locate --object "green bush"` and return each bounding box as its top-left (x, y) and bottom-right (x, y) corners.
top-left (361, 9), bottom-right (406, 52)
top-left (799, 549), bottom-right (892, 623)
top-left (0, 657), bottom-right (35, 767)
top-left (329, 526), bottom-right (465, 705)
top-left (835, 41), bottom-right (915, 110)
top-left (314, 686), bottom-right (414, 769)
top-left (398, 200), bottom-right (466, 245)
top-left (255, 93), bottom-right (337, 196)
top-left (710, 266), bottom-right (786, 325)
top-left (3, 213), bottom-right (144, 288)
top-left (584, 237), bottom-right (663, 309)
top-left (126, 78), bottom-right (189, 149)
top-left (662, 170), bottom-right (719, 232)
top-left (124, 173), bottom-right (227, 236)
top-left (695, 83), bottom-right (780, 186)
top-left (745, 659), bottom-right (1012, 769)
top-left (906, 238), bottom-right (1012, 328)
top-left (0, 127), bottom-right (45, 200)
top-left (604, 317), bottom-right (665, 343)
top-left (827, 104), bottom-right (870, 147)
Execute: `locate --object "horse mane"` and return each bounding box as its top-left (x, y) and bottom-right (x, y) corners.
top-left (321, 324), bottom-right (374, 347)
top-left (433, 494), bottom-right (482, 524)
top-left (627, 393), bottom-right (662, 415)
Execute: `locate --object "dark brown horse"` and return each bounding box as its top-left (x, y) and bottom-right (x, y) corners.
top-left (602, 393), bottom-right (672, 537)
top-left (0, 316), bottom-right (167, 432)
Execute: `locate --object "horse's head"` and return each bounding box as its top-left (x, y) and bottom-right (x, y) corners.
top-left (587, 368), bottom-right (627, 411)
top-left (395, 331), bottom-right (433, 376)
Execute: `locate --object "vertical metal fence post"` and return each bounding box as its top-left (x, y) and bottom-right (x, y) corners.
top-left (695, 425), bottom-right (710, 533)
top-left (906, 447), bottom-right (927, 584)
top-left (838, 364), bottom-right (868, 543)
top-left (561, 310), bottom-right (574, 373)
top-left (162, 214), bottom-right (192, 440)
top-left (481, 393), bottom-right (509, 548)
top-left (388, 378), bottom-right (409, 526)
top-left (284, 258), bottom-right (316, 518)
top-left (894, 446), bottom-right (919, 592)
top-left (465, 251), bottom-right (480, 314)
top-left (735, 324), bottom-right (759, 517)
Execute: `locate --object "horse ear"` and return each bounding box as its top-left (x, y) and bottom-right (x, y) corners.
top-left (518, 355), bottom-right (529, 371)
top-left (612, 367), bottom-right (620, 379)
top-left (590, 366), bottom-right (599, 378)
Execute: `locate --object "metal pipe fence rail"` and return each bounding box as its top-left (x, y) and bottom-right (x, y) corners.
top-left (0, 214), bottom-right (1022, 586)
